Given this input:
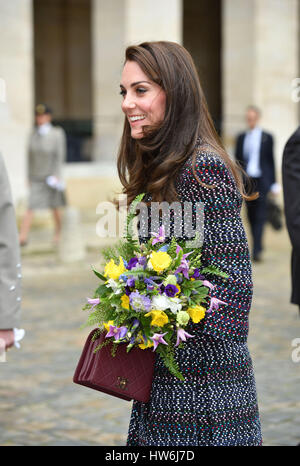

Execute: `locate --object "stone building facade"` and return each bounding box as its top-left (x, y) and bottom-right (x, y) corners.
top-left (0, 0), bottom-right (298, 207)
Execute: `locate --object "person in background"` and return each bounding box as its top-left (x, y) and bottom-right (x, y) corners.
top-left (282, 126), bottom-right (300, 314)
top-left (0, 153), bottom-right (22, 350)
top-left (234, 106), bottom-right (279, 262)
top-left (19, 104), bottom-right (67, 246)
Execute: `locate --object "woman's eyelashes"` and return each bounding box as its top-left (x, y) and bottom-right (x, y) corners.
top-left (119, 87), bottom-right (147, 97)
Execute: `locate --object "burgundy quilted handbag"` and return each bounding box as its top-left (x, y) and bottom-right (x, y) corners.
top-left (73, 329), bottom-right (155, 402)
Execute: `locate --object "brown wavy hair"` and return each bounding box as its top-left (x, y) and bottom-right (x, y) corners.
top-left (116, 41), bottom-right (257, 209)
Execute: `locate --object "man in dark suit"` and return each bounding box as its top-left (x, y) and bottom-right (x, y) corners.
top-left (282, 127), bottom-right (300, 313)
top-left (235, 106), bottom-right (278, 262)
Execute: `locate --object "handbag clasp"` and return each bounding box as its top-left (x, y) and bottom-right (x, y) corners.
top-left (116, 376), bottom-right (128, 390)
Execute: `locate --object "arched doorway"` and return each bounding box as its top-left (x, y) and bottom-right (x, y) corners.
top-left (183, 0), bottom-right (222, 135)
top-left (33, 0), bottom-right (92, 162)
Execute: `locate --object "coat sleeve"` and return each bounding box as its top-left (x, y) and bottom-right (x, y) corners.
top-left (282, 129), bottom-right (300, 255)
top-left (0, 154), bottom-right (22, 328)
top-left (54, 127), bottom-right (67, 179)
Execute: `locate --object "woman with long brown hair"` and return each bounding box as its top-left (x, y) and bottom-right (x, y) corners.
top-left (118, 41), bottom-right (262, 446)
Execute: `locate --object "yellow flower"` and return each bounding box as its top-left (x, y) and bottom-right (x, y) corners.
top-left (187, 305), bottom-right (206, 323)
top-left (175, 284), bottom-right (181, 295)
top-left (104, 256), bottom-right (126, 280)
top-left (103, 320), bottom-right (114, 331)
top-left (145, 310), bottom-right (169, 327)
top-left (121, 294), bottom-right (130, 310)
top-left (190, 277), bottom-right (195, 281)
top-left (149, 251), bottom-right (172, 273)
top-left (139, 339), bottom-right (154, 350)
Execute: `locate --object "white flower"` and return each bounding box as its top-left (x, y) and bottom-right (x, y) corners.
top-left (105, 278), bottom-right (122, 294)
top-left (130, 264), bottom-right (144, 272)
top-left (163, 274), bottom-right (177, 286)
top-left (147, 260), bottom-right (154, 271)
top-left (151, 295), bottom-right (182, 314)
top-left (168, 297), bottom-right (182, 314)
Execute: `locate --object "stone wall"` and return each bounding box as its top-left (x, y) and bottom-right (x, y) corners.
top-left (222, 0), bottom-right (299, 179)
top-left (0, 0), bottom-right (34, 203)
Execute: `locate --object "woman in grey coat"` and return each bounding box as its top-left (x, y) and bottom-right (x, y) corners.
top-left (19, 104), bottom-right (67, 246)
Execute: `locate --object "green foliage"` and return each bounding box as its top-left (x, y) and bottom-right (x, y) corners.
top-left (201, 265), bottom-right (229, 279)
top-left (92, 267), bottom-right (107, 281)
top-left (157, 344), bottom-right (184, 381)
top-left (110, 343), bottom-right (118, 357)
top-left (91, 328), bottom-right (102, 341)
top-left (93, 338), bottom-right (110, 353)
top-left (168, 237), bottom-right (178, 258)
top-left (95, 284), bottom-right (109, 297)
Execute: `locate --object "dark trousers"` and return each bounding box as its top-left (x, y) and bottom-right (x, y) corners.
top-left (245, 177), bottom-right (268, 257)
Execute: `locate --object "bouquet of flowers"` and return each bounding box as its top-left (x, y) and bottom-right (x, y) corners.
top-left (83, 194), bottom-right (228, 381)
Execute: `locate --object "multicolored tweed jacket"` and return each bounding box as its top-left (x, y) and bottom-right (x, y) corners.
top-left (138, 143), bottom-right (253, 344)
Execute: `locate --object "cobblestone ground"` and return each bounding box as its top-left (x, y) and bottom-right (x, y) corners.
top-left (0, 223), bottom-right (299, 446)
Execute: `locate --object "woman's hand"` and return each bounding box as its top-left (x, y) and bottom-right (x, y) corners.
top-left (0, 329), bottom-right (14, 349)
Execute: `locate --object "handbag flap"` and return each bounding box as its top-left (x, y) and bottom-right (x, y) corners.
top-left (73, 329), bottom-right (155, 403)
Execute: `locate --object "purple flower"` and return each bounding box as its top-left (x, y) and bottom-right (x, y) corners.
top-left (86, 297), bottom-right (100, 310)
top-left (144, 277), bottom-right (156, 291)
top-left (207, 297), bottom-right (227, 313)
top-left (175, 328), bottom-right (195, 347)
top-left (176, 244), bottom-right (182, 254)
top-left (124, 286), bottom-right (131, 296)
top-left (129, 291), bottom-right (152, 312)
top-left (158, 283), bottom-right (165, 294)
top-left (150, 332), bottom-right (168, 351)
top-left (191, 269), bottom-right (205, 280)
top-left (175, 273), bottom-right (183, 284)
top-left (151, 225), bottom-right (166, 245)
top-left (127, 277), bottom-right (136, 288)
top-left (131, 318), bottom-right (140, 331)
top-left (138, 256), bottom-right (147, 267)
top-left (203, 280), bottom-right (215, 291)
top-left (105, 325), bottom-right (128, 340)
top-left (175, 251), bottom-right (194, 279)
top-left (164, 284), bottom-right (179, 297)
top-left (127, 257), bottom-right (139, 270)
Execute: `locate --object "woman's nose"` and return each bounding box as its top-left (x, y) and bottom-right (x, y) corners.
top-left (122, 94), bottom-right (136, 111)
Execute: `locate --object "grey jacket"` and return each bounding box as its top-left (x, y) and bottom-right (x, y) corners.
top-left (0, 153), bottom-right (21, 328)
top-left (28, 125), bottom-right (66, 181)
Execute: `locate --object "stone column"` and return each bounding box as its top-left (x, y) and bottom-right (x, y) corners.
top-left (91, 0), bottom-right (183, 163)
top-left (125, 0), bottom-right (182, 45)
top-left (0, 0), bottom-right (34, 203)
top-left (91, 0), bottom-right (126, 163)
top-left (222, 0), bottom-right (299, 174)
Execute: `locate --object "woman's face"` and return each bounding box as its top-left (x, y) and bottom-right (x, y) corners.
top-left (120, 60), bottom-right (166, 139)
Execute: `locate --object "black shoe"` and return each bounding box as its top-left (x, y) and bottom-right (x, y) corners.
top-left (252, 253), bottom-right (262, 263)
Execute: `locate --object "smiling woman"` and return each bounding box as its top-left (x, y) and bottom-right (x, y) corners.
top-left (114, 41), bottom-right (262, 447)
top-left (116, 41), bottom-right (256, 210)
top-left (120, 61), bottom-right (166, 140)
